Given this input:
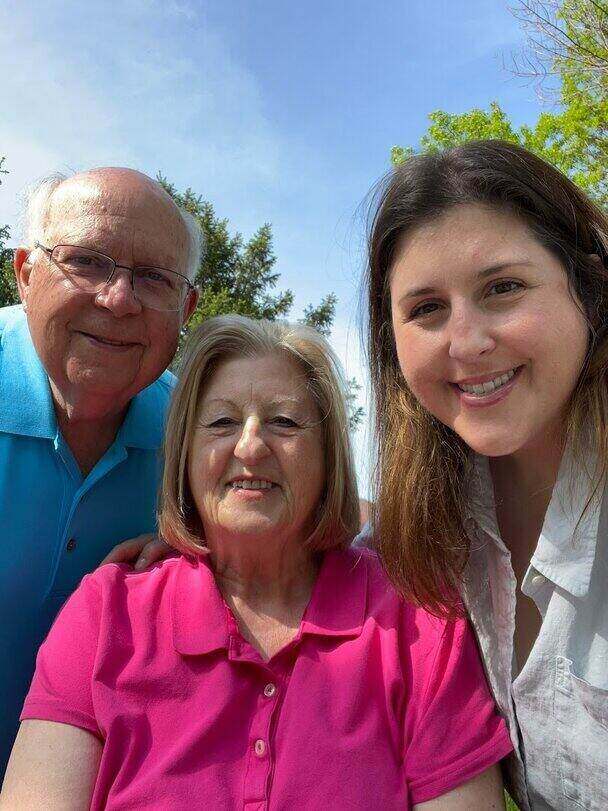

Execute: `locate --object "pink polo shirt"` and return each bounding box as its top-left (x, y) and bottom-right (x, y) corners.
top-left (22, 548), bottom-right (512, 809)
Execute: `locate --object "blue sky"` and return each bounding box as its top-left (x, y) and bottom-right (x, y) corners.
top-left (0, 0), bottom-right (550, 494)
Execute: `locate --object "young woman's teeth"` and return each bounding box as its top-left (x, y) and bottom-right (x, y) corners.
top-left (458, 369), bottom-right (516, 396)
top-left (231, 480), bottom-right (274, 490)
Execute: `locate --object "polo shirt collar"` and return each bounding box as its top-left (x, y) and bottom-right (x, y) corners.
top-left (172, 549), bottom-right (367, 657)
top-left (300, 549), bottom-right (367, 639)
top-left (530, 447), bottom-right (602, 597)
top-left (172, 555), bottom-right (230, 656)
top-left (0, 307), bottom-right (56, 438)
top-left (117, 372), bottom-right (169, 450)
top-left (469, 449), bottom-right (602, 598)
top-left (0, 306), bottom-right (166, 449)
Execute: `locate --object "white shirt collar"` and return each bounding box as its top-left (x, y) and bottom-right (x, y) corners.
top-left (469, 448), bottom-right (603, 597)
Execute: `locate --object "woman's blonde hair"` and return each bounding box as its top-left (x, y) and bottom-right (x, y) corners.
top-left (159, 314), bottom-right (360, 554)
top-left (366, 139), bottom-right (608, 617)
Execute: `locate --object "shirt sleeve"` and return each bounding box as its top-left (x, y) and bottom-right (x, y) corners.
top-left (20, 572), bottom-right (103, 737)
top-left (403, 612), bottom-right (513, 805)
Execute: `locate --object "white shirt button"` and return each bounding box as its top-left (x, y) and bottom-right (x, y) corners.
top-left (254, 739), bottom-right (266, 757)
top-left (530, 574), bottom-right (545, 589)
top-left (263, 683), bottom-right (276, 698)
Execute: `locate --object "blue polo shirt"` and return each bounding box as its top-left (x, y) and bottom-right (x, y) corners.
top-left (0, 305), bottom-right (175, 772)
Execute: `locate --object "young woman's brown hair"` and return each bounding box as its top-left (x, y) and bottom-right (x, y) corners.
top-left (366, 139), bottom-right (608, 616)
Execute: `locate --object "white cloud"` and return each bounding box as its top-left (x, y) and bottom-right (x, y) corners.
top-left (0, 0), bottom-right (376, 492)
top-left (0, 0), bottom-right (283, 236)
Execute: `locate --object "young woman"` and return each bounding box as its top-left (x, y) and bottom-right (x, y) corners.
top-left (365, 139), bottom-right (608, 811)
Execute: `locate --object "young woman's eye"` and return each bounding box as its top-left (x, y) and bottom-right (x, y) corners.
top-left (489, 280), bottom-right (524, 296)
top-left (409, 301), bottom-right (442, 320)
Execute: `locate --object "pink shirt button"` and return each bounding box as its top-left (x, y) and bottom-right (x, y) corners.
top-left (263, 683), bottom-right (276, 698)
top-left (254, 739), bottom-right (266, 757)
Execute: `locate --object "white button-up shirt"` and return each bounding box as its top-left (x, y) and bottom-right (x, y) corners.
top-left (463, 451), bottom-right (608, 810)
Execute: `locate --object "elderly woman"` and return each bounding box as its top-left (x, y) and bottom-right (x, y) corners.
top-left (1, 316), bottom-right (511, 809)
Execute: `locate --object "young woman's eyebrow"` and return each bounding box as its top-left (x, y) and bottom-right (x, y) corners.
top-left (397, 260), bottom-right (534, 305)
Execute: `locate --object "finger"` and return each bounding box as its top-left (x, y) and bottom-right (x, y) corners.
top-left (133, 538), bottom-right (174, 571)
top-left (100, 534), bottom-right (156, 566)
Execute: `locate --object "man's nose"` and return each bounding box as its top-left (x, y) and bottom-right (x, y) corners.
top-left (94, 267), bottom-right (143, 317)
top-left (234, 418), bottom-right (271, 462)
top-left (447, 306), bottom-right (496, 361)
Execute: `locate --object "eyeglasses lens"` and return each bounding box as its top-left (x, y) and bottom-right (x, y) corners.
top-left (51, 245), bottom-right (187, 311)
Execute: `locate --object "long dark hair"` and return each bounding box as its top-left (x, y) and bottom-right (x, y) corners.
top-left (366, 139), bottom-right (608, 615)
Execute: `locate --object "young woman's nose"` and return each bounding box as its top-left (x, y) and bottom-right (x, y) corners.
top-left (234, 417), bottom-right (271, 462)
top-left (447, 305), bottom-right (496, 361)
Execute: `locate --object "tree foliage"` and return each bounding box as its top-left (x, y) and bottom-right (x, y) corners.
top-left (0, 157), bottom-right (18, 308)
top-left (157, 176), bottom-right (362, 429)
top-left (157, 176), bottom-right (339, 337)
top-left (392, 1), bottom-right (608, 207)
top-left (512, 1), bottom-right (608, 92)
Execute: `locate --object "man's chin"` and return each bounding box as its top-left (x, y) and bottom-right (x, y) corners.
top-left (63, 362), bottom-right (143, 403)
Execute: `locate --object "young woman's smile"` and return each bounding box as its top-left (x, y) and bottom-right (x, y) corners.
top-left (451, 365), bottom-right (522, 408)
top-left (390, 204), bottom-right (589, 459)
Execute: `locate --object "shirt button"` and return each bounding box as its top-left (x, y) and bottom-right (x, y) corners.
top-left (263, 683), bottom-right (276, 698)
top-left (66, 538), bottom-right (77, 552)
top-left (254, 739), bottom-right (266, 757)
top-left (530, 574), bottom-right (545, 589)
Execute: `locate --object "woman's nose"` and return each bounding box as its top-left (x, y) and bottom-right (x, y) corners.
top-left (447, 308), bottom-right (496, 361)
top-left (234, 418), bottom-right (271, 462)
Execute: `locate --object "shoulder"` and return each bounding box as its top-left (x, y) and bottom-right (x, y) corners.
top-left (143, 367), bottom-right (176, 412)
top-left (75, 556), bottom-right (183, 616)
top-left (350, 547), bottom-right (466, 647)
top-left (0, 304), bottom-right (25, 342)
top-left (153, 368), bottom-right (176, 398)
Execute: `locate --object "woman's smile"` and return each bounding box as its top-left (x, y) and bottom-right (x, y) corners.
top-left (390, 204), bottom-right (589, 459)
top-left (226, 477), bottom-right (280, 499)
top-left (451, 366), bottom-right (522, 408)
top-left (188, 352), bottom-right (325, 544)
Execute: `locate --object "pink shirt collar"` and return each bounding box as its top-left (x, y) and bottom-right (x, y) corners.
top-left (171, 549), bottom-right (367, 657)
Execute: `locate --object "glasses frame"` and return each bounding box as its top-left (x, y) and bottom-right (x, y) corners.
top-left (34, 241), bottom-right (195, 312)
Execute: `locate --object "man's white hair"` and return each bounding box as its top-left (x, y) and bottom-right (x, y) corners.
top-left (21, 171), bottom-right (203, 282)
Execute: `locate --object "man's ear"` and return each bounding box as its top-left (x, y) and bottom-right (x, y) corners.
top-left (181, 287), bottom-right (199, 326)
top-left (13, 247), bottom-right (34, 305)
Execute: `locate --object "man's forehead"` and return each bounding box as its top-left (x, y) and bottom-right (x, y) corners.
top-left (49, 173), bottom-right (174, 219)
top-left (44, 176), bottom-right (189, 264)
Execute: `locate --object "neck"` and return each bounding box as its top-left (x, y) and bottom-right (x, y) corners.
top-left (489, 425), bottom-right (565, 507)
top-left (208, 531), bottom-right (317, 605)
top-left (488, 424), bottom-right (565, 558)
top-left (51, 382), bottom-right (128, 474)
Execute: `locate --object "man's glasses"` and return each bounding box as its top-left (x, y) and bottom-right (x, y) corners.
top-left (35, 242), bottom-right (194, 312)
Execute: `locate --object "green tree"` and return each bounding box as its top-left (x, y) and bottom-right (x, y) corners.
top-left (0, 157), bottom-right (18, 308)
top-left (159, 176), bottom-right (363, 430)
top-left (158, 176), bottom-right (339, 336)
top-left (392, 1), bottom-right (608, 207)
top-left (512, 1), bottom-right (608, 92)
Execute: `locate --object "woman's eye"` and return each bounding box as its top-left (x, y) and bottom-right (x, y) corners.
top-left (409, 301), bottom-right (442, 319)
top-left (208, 418), bottom-right (236, 428)
top-left (489, 279), bottom-right (523, 295)
top-left (271, 416), bottom-right (298, 428)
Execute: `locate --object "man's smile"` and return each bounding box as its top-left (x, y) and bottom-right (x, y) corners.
top-left (75, 329), bottom-right (143, 350)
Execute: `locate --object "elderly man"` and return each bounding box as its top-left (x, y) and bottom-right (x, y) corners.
top-left (0, 168), bottom-right (199, 771)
